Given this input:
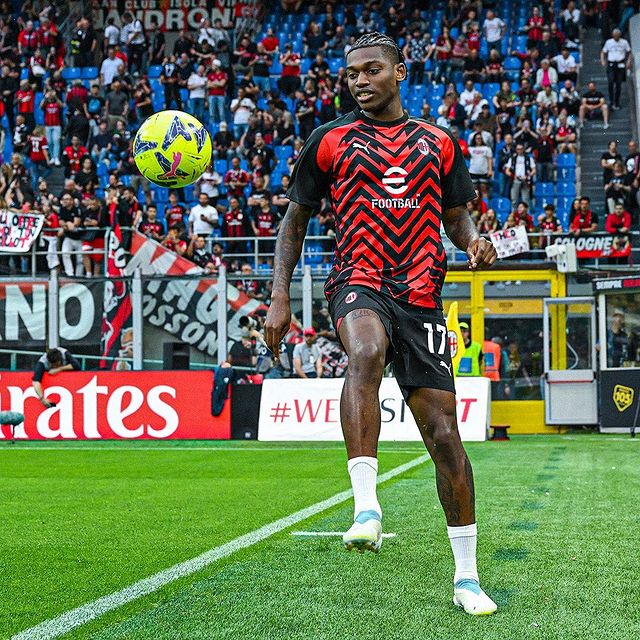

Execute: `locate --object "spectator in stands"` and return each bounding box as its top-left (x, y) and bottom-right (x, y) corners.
top-left (224, 156), bottom-right (250, 206)
top-left (16, 79), bottom-right (35, 133)
top-left (601, 28), bottom-right (631, 110)
top-left (294, 87), bottom-right (316, 141)
top-left (187, 235), bottom-right (215, 272)
top-left (485, 49), bottom-right (505, 84)
top-left (187, 64), bottom-right (207, 123)
top-left (434, 26), bottom-right (453, 84)
top-left (463, 48), bottom-right (485, 84)
top-left (189, 192), bottom-right (219, 239)
top-left (164, 191), bottom-right (187, 234)
top-left (148, 16), bottom-right (165, 66)
top-left (505, 142), bottom-right (536, 206)
top-left (230, 87), bottom-right (256, 139)
top-left (601, 140), bottom-right (623, 184)
top-left (162, 225), bottom-right (187, 256)
top-left (537, 203), bottom-right (563, 248)
top-left (513, 118), bottom-right (538, 152)
top-left (579, 81), bottom-right (610, 129)
top-left (555, 111), bottom-right (577, 154)
top-left (554, 47), bottom-right (578, 84)
top-left (605, 203), bottom-right (632, 249)
top-left (222, 196), bottom-right (252, 254)
top-left (468, 132), bottom-right (493, 198)
top-left (483, 9), bottom-right (506, 52)
top-left (234, 263), bottom-right (264, 300)
top-left (196, 164), bottom-right (222, 204)
top-left (272, 174), bottom-right (290, 219)
top-left (139, 205), bottom-right (164, 242)
top-left (105, 79), bottom-right (129, 132)
top-left (115, 186), bottom-right (140, 250)
top-left (293, 328), bottom-right (323, 379)
top-left (438, 90), bottom-right (466, 130)
top-left (59, 192), bottom-right (83, 276)
top-left (477, 208), bottom-right (501, 234)
top-left (207, 59), bottom-right (227, 123)
top-left (62, 135), bottom-right (88, 180)
top-left (570, 197), bottom-right (598, 235)
top-left (227, 335), bottom-right (256, 370)
top-left (605, 161), bottom-right (632, 213)
top-left (497, 133), bottom-right (515, 197)
top-left (558, 80), bottom-right (581, 115)
top-left (561, 1), bottom-right (581, 46)
top-left (99, 47), bottom-right (124, 90)
top-left (80, 195), bottom-right (107, 276)
top-left (120, 12), bottom-right (145, 74)
top-left (212, 122), bottom-right (236, 161)
top-left (161, 54), bottom-right (182, 110)
top-left (534, 124), bottom-right (555, 183)
top-left (535, 58), bottom-right (557, 91)
top-left (524, 7), bottom-right (545, 51)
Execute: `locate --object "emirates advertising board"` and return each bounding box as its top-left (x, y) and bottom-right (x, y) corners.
top-left (0, 371), bottom-right (230, 440)
top-left (259, 378), bottom-right (491, 442)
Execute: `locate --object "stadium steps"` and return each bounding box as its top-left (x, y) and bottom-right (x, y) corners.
top-left (577, 24), bottom-right (633, 216)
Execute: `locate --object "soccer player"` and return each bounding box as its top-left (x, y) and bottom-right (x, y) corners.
top-left (264, 32), bottom-right (498, 615)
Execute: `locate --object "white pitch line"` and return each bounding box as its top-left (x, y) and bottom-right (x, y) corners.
top-left (0, 446), bottom-right (427, 453)
top-left (11, 454), bottom-right (429, 640)
top-left (291, 531), bottom-right (397, 538)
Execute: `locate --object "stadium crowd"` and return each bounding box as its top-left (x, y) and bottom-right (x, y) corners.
top-left (0, 0), bottom-right (638, 281)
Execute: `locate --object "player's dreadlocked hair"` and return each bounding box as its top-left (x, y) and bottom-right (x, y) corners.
top-left (346, 32), bottom-right (405, 65)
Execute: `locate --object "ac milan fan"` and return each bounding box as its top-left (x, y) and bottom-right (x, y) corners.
top-left (221, 196), bottom-right (252, 254)
top-left (62, 136), bottom-right (89, 180)
top-left (139, 205), bottom-right (164, 242)
top-left (265, 32), bottom-right (497, 616)
top-left (224, 157), bottom-right (251, 204)
top-left (164, 191), bottom-right (187, 233)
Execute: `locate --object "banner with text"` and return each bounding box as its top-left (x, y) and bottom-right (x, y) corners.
top-left (0, 371), bottom-right (230, 440)
top-left (258, 377), bottom-right (490, 442)
top-left (127, 231), bottom-right (264, 357)
top-left (490, 225), bottom-right (530, 259)
top-left (553, 234), bottom-right (631, 259)
top-left (0, 280), bottom-right (103, 348)
top-left (0, 211), bottom-right (44, 253)
top-left (97, 0), bottom-right (254, 31)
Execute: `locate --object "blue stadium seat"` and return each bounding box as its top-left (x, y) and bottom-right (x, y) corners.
top-left (535, 182), bottom-right (555, 198)
top-left (81, 66), bottom-right (98, 79)
top-left (61, 67), bottom-right (82, 80)
top-left (328, 58), bottom-right (342, 74)
top-left (20, 68), bottom-right (28, 80)
top-left (275, 145), bottom-right (291, 159)
top-left (491, 196), bottom-right (511, 215)
top-left (557, 167), bottom-right (576, 181)
top-left (557, 153), bottom-right (576, 168)
top-left (557, 181), bottom-right (577, 197)
top-left (214, 159), bottom-right (227, 175)
top-left (300, 58), bottom-right (312, 74)
top-left (557, 196), bottom-right (575, 212)
top-left (148, 65), bottom-right (162, 79)
top-left (270, 59), bottom-right (283, 75)
top-left (305, 243), bottom-right (324, 265)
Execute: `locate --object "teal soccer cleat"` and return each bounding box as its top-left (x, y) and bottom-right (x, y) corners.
top-left (453, 579), bottom-right (498, 615)
top-left (342, 510), bottom-right (382, 553)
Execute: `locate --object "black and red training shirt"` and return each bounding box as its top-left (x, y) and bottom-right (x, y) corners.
top-left (287, 108), bottom-right (476, 308)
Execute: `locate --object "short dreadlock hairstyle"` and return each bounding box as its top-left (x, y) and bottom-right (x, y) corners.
top-left (346, 32), bottom-right (405, 65)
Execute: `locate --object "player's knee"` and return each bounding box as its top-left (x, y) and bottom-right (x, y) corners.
top-left (347, 340), bottom-right (386, 375)
top-left (430, 416), bottom-right (459, 450)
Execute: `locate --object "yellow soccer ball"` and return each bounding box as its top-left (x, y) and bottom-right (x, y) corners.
top-left (133, 110), bottom-right (212, 188)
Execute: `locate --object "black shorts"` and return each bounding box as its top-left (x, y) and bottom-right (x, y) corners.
top-left (329, 285), bottom-right (456, 399)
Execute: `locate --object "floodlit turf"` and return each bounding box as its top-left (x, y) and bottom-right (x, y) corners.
top-left (2, 435), bottom-right (639, 639)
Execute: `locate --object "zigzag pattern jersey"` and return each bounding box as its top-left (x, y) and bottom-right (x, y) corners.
top-left (287, 109), bottom-right (476, 308)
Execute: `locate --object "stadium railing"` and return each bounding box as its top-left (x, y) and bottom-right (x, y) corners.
top-left (2, 230), bottom-right (639, 278)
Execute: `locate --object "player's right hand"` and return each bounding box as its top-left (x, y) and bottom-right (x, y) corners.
top-left (265, 296), bottom-right (291, 357)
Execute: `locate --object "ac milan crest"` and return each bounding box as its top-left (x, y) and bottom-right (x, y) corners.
top-left (345, 291), bottom-right (358, 304)
top-left (448, 330), bottom-right (458, 357)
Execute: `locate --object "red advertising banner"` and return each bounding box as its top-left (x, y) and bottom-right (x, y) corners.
top-left (0, 371), bottom-right (230, 440)
top-left (553, 235), bottom-right (631, 259)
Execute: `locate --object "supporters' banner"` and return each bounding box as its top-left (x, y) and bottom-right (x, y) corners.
top-left (0, 371), bottom-right (230, 440)
top-left (0, 211), bottom-right (44, 253)
top-left (489, 226), bottom-right (530, 259)
top-left (98, 0), bottom-right (250, 31)
top-left (258, 377), bottom-right (491, 442)
top-left (101, 226), bottom-right (134, 369)
top-left (553, 235), bottom-right (632, 259)
top-left (127, 231), bottom-right (264, 357)
top-left (0, 281), bottom-right (103, 348)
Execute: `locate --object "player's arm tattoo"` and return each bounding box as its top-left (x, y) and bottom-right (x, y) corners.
top-left (442, 204), bottom-right (479, 252)
top-left (271, 201), bottom-right (314, 298)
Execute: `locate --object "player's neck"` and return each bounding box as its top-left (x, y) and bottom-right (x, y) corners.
top-left (359, 99), bottom-right (405, 123)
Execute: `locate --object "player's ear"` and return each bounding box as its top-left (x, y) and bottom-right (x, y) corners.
top-left (395, 62), bottom-right (407, 82)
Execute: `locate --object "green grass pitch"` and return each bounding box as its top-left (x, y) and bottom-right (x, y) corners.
top-left (1, 435), bottom-right (639, 639)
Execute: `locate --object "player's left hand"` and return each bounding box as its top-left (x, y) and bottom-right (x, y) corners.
top-left (467, 237), bottom-right (497, 270)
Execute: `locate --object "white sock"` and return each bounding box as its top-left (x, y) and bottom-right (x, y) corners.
top-left (347, 456), bottom-right (381, 519)
top-left (447, 523), bottom-right (479, 584)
